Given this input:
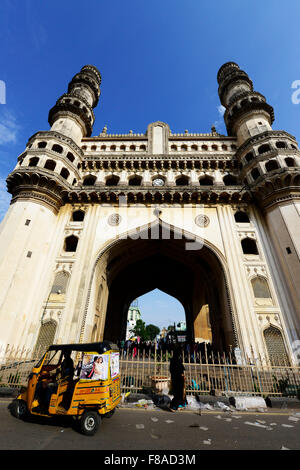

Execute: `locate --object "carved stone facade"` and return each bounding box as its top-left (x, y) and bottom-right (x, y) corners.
top-left (0, 62), bottom-right (299, 364)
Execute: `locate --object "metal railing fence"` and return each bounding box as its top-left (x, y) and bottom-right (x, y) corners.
top-left (1, 344), bottom-right (299, 398)
top-left (119, 347), bottom-right (300, 398)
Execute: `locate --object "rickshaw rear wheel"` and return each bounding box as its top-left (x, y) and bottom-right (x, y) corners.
top-left (80, 410), bottom-right (101, 436)
top-left (11, 399), bottom-right (28, 420)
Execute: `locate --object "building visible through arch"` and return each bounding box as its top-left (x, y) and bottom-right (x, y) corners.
top-left (0, 62), bottom-right (299, 366)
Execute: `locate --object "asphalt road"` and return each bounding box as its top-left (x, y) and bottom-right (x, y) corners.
top-left (0, 398), bottom-right (299, 452)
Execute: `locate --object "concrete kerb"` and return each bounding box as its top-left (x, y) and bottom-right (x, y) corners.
top-left (121, 392), bottom-right (300, 411)
top-left (0, 387), bottom-right (20, 398)
top-left (2, 386), bottom-right (300, 410)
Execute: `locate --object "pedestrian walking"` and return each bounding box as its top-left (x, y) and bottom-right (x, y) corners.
top-left (169, 347), bottom-right (187, 411)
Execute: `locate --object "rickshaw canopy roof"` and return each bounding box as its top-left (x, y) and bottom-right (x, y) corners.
top-left (48, 341), bottom-right (118, 354)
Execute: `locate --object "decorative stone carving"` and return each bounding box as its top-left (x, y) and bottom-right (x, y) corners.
top-left (152, 178), bottom-right (165, 187)
top-left (108, 213), bottom-right (122, 226)
top-left (195, 214), bottom-right (210, 227)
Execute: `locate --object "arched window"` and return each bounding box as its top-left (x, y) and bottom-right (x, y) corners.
top-left (251, 277), bottom-right (271, 299)
top-left (191, 144), bottom-right (198, 151)
top-left (128, 176), bottom-right (142, 186)
top-left (264, 326), bottom-right (289, 366)
top-left (83, 175), bottom-right (96, 186)
top-left (212, 144), bottom-right (218, 151)
top-left (64, 235), bottom-right (79, 252)
top-left (222, 144), bottom-right (228, 151)
top-left (234, 211), bottom-right (250, 223)
top-left (38, 141), bottom-right (47, 149)
top-left (181, 144), bottom-right (188, 151)
top-left (265, 160), bottom-right (279, 172)
top-left (52, 144), bottom-right (63, 154)
top-left (106, 175), bottom-right (120, 186)
top-left (44, 159), bottom-right (56, 171)
top-left (285, 157), bottom-right (295, 167)
top-left (101, 145), bottom-right (106, 151)
top-left (275, 141), bottom-right (286, 149)
top-left (223, 174), bottom-right (238, 186)
top-left (91, 145), bottom-right (97, 151)
top-left (60, 168), bottom-right (69, 180)
top-left (66, 152), bottom-right (75, 163)
top-left (245, 152), bottom-right (254, 163)
top-left (110, 145), bottom-right (116, 151)
top-left (241, 99), bottom-right (249, 107)
top-left (199, 176), bottom-right (213, 186)
top-left (120, 145), bottom-right (126, 151)
top-left (241, 237), bottom-right (259, 255)
top-left (51, 271), bottom-right (70, 294)
top-left (171, 145), bottom-right (177, 151)
top-left (29, 157), bottom-right (39, 167)
top-left (176, 176), bottom-right (189, 186)
top-left (251, 168), bottom-right (260, 181)
top-left (129, 145), bottom-right (136, 151)
top-left (201, 145), bottom-right (208, 151)
top-left (140, 145), bottom-right (146, 151)
top-left (34, 320), bottom-right (57, 356)
top-left (72, 210), bottom-right (85, 222)
top-left (258, 144), bottom-right (271, 155)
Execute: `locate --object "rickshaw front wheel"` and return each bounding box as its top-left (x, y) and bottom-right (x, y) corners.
top-left (80, 410), bottom-right (101, 436)
top-left (11, 399), bottom-right (28, 420)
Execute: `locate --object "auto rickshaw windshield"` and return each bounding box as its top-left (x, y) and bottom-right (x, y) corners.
top-left (34, 350), bottom-right (62, 369)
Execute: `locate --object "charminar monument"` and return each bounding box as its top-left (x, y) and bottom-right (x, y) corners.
top-left (0, 62), bottom-right (299, 364)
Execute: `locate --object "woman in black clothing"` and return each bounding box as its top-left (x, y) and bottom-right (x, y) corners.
top-left (169, 347), bottom-right (187, 411)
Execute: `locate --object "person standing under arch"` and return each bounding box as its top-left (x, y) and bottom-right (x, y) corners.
top-left (169, 347), bottom-right (187, 411)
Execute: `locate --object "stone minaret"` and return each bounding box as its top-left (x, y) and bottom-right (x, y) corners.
top-left (0, 66), bottom-right (101, 350)
top-left (49, 64), bottom-right (101, 145)
top-left (218, 62), bottom-right (300, 347)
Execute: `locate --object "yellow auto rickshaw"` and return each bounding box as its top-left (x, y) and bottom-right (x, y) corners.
top-left (11, 341), bottom-right (121, 435)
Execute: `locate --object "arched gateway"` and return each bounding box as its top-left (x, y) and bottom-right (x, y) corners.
top-left (82, 220), bottom-right (238, 354)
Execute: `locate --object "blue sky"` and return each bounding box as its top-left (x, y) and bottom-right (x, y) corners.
top-left (0, 0), bottom-right (299, 329)
top-left (135, 290), bottom-right (185, 331)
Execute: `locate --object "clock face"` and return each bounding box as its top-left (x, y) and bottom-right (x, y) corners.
top-left (153, 178), bottom-right (164, 187)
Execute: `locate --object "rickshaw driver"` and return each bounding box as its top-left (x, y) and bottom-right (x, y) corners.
top-left (44, 350), bottom-right (75, 409)
top-left (34, 350), bottom-right (74, 412)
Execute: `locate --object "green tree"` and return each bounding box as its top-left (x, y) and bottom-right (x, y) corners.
top-left (130, 319), bottom-right (147, 340)
top-left (130, 320), bottom-right (160, 341)
top-left (145, 324), bottom-right (160, 341)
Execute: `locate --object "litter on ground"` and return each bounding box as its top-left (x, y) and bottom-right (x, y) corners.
top-left (244, 421), bottom-right (272, 430)
top-left (203, 439), bottom-right (212, 445)
top-left (288, 416), bottom-right (299, 422)
top-left (136, 424), bottom-right (145, 429)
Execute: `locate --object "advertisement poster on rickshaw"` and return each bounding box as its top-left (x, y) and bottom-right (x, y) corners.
top-left (110, 352), bottom-right (119, 378)
top-left (79, 353), bottom-right (109, 381)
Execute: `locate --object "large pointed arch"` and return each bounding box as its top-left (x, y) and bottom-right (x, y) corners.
top-left (80, 218), bottom-right (241, 354)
